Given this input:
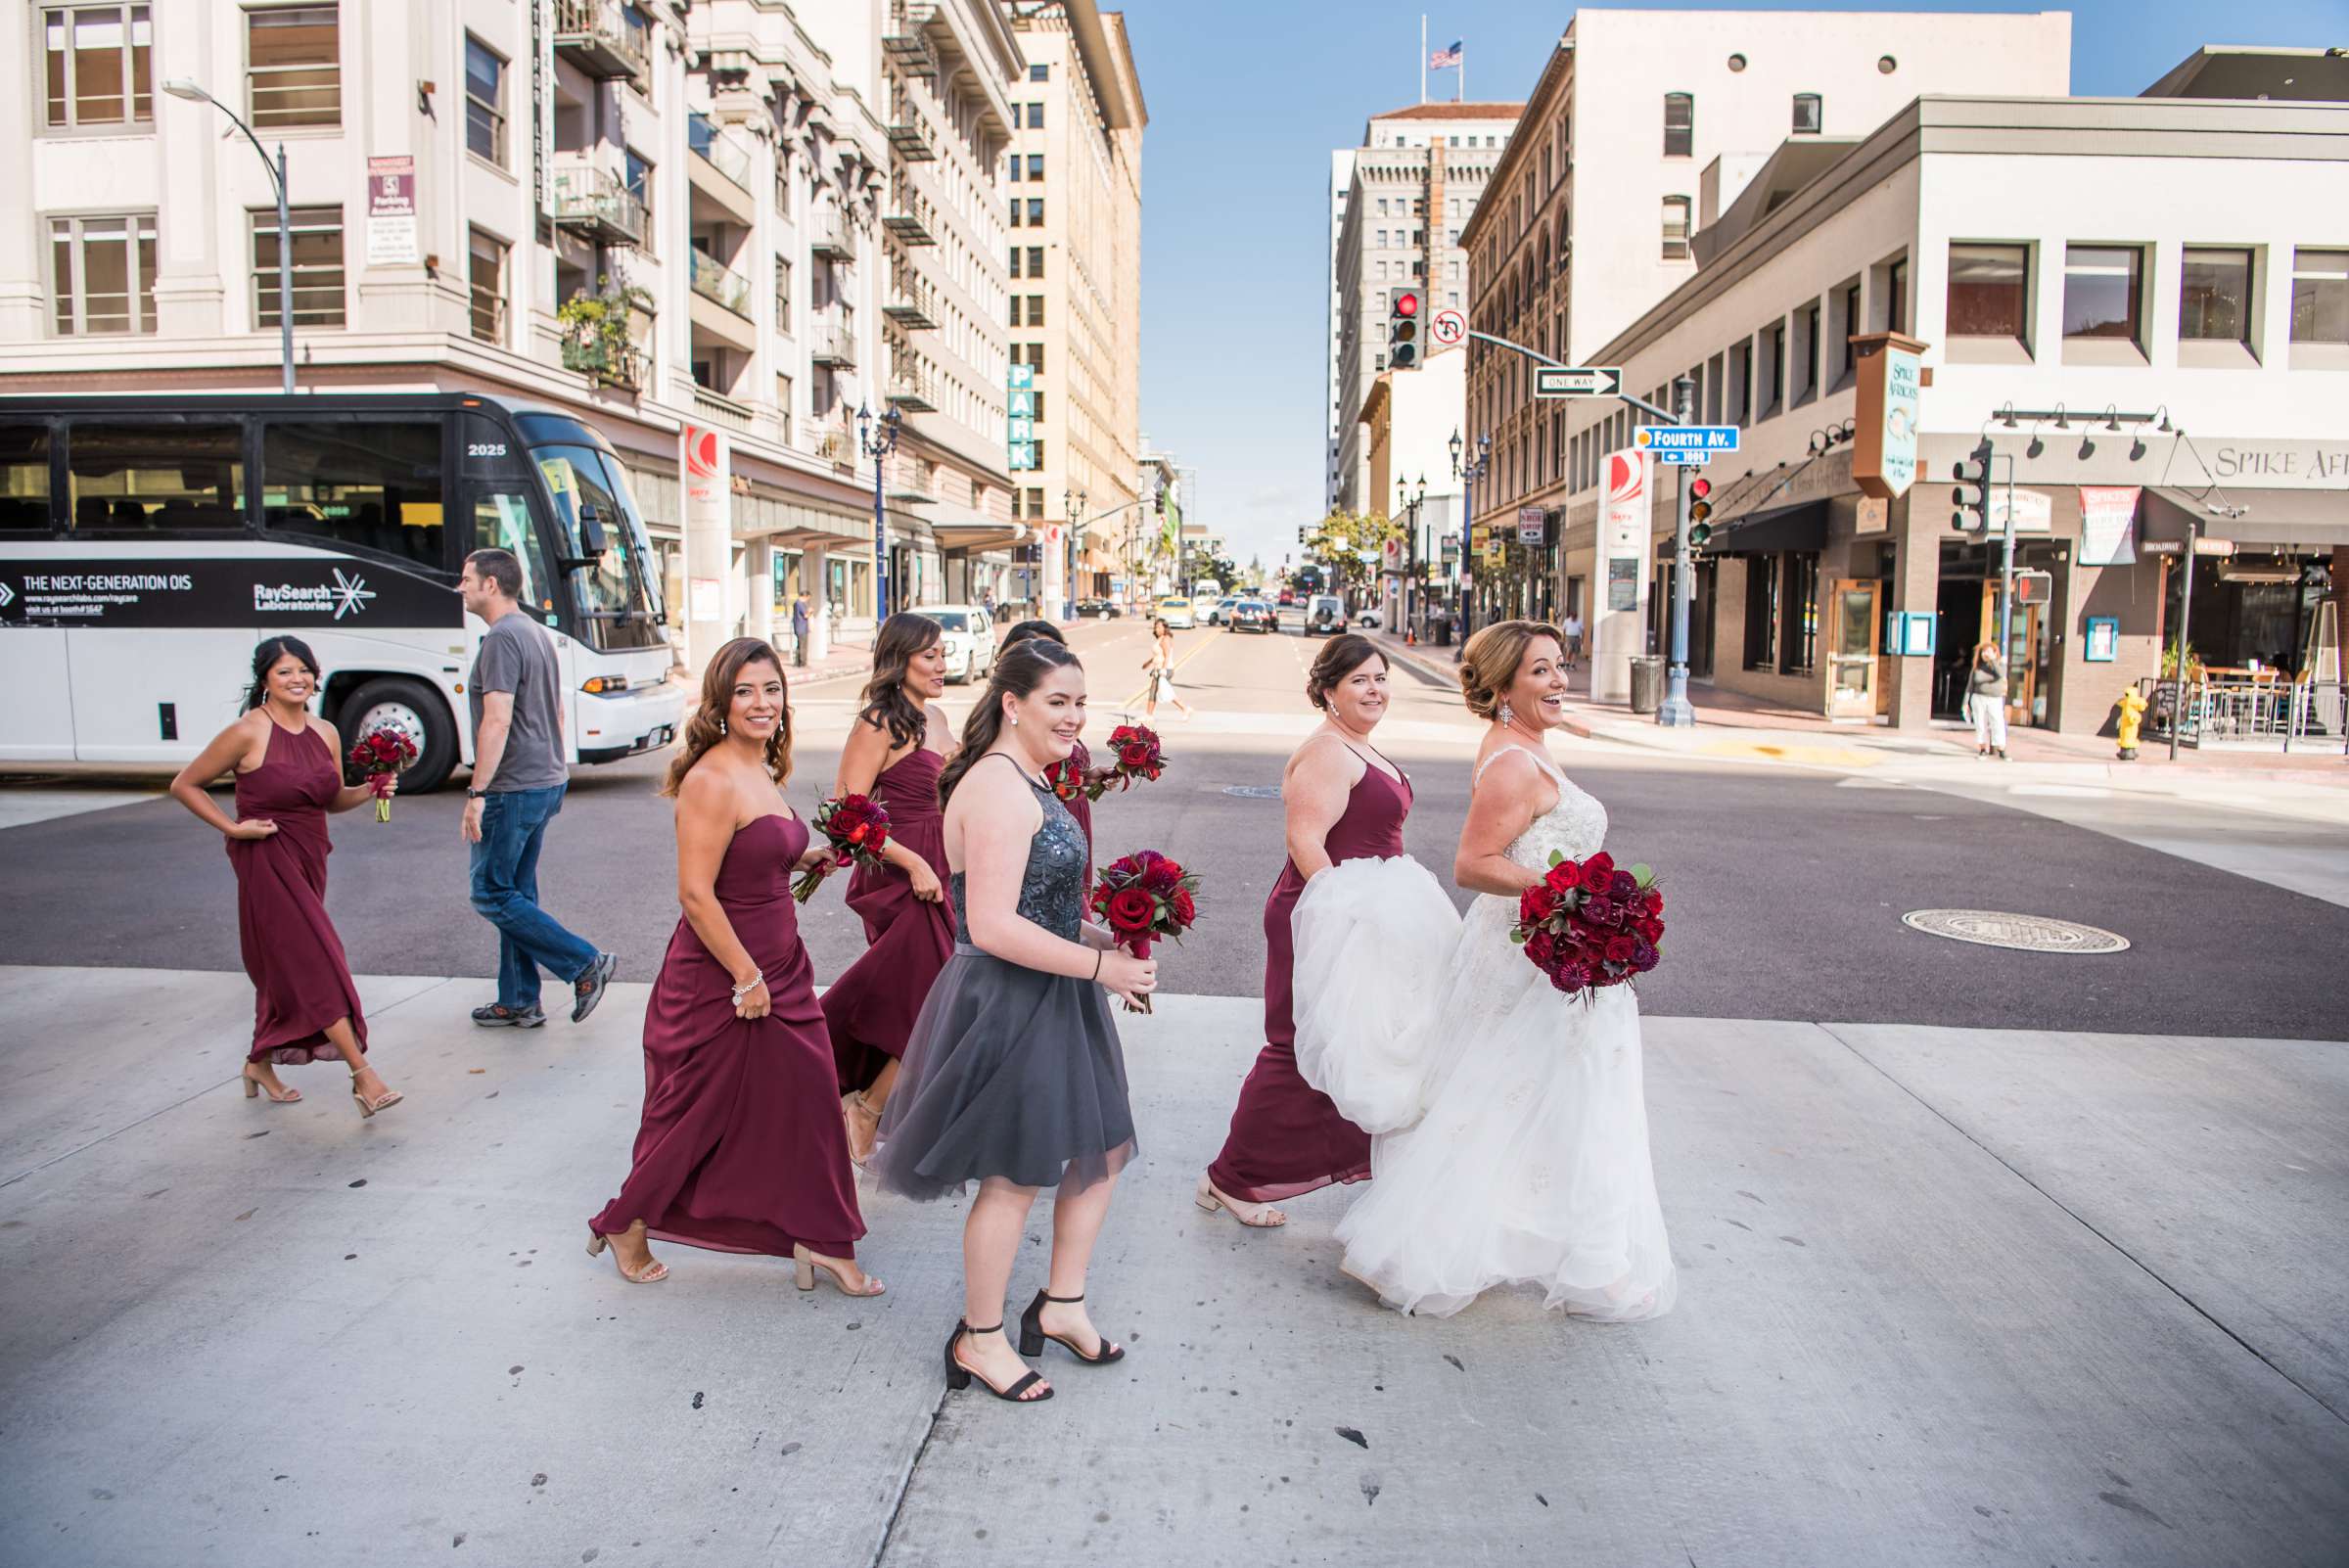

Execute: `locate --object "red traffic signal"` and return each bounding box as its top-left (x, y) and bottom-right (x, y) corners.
top-left (1394, 291), bottom-right (1420, 317)
top-left (1688, 477), bottom-right (1711, 500)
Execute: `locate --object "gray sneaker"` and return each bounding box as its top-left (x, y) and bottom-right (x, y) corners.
top-left (472, 1002), bottom-right (546, 1029)
top-left (571, 953), bottom-right (619, 1024)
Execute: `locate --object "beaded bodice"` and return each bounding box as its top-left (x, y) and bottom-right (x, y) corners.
top-left (1473, 745), bottom-right (1609, 867)
top-left (951, 777), bottom-right (1089, 943)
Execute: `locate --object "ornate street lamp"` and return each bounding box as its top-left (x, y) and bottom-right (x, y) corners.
top-left (857, 402), bottom-right (903, 618)
top-left (1062, 486), bottom-right (1086, 619)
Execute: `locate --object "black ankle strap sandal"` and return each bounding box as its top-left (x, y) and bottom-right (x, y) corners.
top-left (1018, 1290), bottom-right (1127, 1365)
top-left (944, 1320), bottom-right (1053, 1403)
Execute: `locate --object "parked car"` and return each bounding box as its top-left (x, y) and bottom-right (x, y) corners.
top-left (1305, 594), bottom-right (1347, 635)
top-left (1075, 598), bottom-right (1122, 619)
top-left (1206, 596), bottom-right (1239, 626)
top-left (914, 604), bottom-right (995, 683)
top-left (1354, 607), bottom-right (1383, 629)
top-left (1230, 599), bottom-right (1274, 633)
top-left (1157, 596), bottom-right (1197, 629)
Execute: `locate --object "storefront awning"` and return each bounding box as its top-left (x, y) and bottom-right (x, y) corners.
top-left (1706, 498), bottom-right (1828, 556)
top-left (913, 500), bottom-right (1028, 557)
top-left (2146, 487), bottom-right (2348, 552)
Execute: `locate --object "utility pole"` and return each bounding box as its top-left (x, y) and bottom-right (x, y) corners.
top-left (1657, 376), bottom-right (1698, 726)
top-left (857, 403), bottom-right (901, 621)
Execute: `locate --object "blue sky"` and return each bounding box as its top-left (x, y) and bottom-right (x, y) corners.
top-left (1117, 0), bottom-right (2347, 571)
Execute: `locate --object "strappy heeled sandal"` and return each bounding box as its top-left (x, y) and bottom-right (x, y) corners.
top-left (242, 1063), bottom-right (301, 1103)
top-left (1195, 1172), bottom-right (1287, 1227)
top-left (944, 1321), bottom-right (1052, 1403)
top-left (349, 1067), bottom-right (402, 1119)
top-left (840, 1091), bottom-right (880, 1169)
top-left (586, 1224), bottom-right (668, 1284)
top-left (1018, 1289), bottom-right (1126, 1365)
top-left (794, 1243), bottom-right (884, 1297)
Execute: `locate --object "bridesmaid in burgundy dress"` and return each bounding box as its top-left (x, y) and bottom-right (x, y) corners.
top-left (169, 637), bottom-right (401, 1118)
top-left (588, 638), bottom-right (876, 1292)
top-left (1200, 634), bottom-right (1406, 1226)
top-left (826, 613), bottom-right (955, 1165)
top-left (999, 620), bottom-right (1092, 852)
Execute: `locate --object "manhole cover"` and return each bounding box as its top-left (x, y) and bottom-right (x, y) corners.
top-left (1902, 909), bottom-right (2130, 954)
top-left (1222, 784), bottom-right (1283, 800)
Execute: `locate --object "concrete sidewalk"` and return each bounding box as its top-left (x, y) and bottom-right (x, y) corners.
top-left (2, 965), bottom-right (2344, 1566)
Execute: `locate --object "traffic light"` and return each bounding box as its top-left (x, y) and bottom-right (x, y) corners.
top-left (1951, 440), bottom-right (1993, 533)
top-left (1686, 476), bottom-right (1713, 549)
top-left (2013, 570), bottom-right (2054, 606)
top-left (1389, 290), bottom-right (1421, 370)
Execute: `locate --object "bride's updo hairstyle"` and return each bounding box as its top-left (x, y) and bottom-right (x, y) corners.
top-left (1306, 633), bottom-right (1387, 711)
top-left (1457, 619), bottom-right (1564, 720)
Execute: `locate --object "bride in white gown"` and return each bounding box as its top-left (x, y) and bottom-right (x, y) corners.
top-left (1316, 621), bottom-right (1676, 1320)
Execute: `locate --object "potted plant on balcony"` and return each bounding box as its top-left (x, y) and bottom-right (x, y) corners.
top-left (557, 279), bottom-right (653, 392)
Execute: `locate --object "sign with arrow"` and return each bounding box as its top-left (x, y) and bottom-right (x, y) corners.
top-left (1534, 366), bottom-right (1623, 398)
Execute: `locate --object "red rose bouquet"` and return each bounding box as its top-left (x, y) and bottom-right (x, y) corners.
top-left (1085, 847), bottom-right (1200, 1012)
top-left (1043, 751), bottom-right (1094, 806)
top-left (791, 793), bottom-right (894, 903)
top-left (1046, 724), bottom-right (1168, 804)
top-left (346, 727), bottom-right (419, 823)
top-left (1509, 850), bottom-right (1665, 996)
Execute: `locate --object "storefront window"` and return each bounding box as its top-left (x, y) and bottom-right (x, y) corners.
top-left (2180, 248), bottom-right (2253, 344)
top-left (1743, 556), bottom-right (1778, 670)
top-left (2290, 250), bottom-right (2348, 345)
top-left (2063, 246), bottom-right (2142, 341)
top-left (1781, 552), bottom-right (1819, 674)
top-left (1947, 244), bottom-right (2028, 340)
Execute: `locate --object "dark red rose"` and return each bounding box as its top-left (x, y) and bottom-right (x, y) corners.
top-left (1105, 886), bottom-right (1156, 935)
top-left (1137, 853), bottom-right (1182, 892)
top-left (1635, 915), bottom-right (1665, 944)
top-left (1552, 961), bottom-right (1592, 992)
top-left (1519, 886), bottom-right (1560, 925)
top-left (1526, 930), bottom-right (1556, 967)
top-left (1543, 859), bottom-right (1583, 893)
top-left (1605, 935), bottom-right (1637, 962)
top-left (1170, 888), bottom-right (1196, 925)
top-left (1643, 889), bottom-right (1664, 916)
top-left (1582, 852), bottom-right (1616, 882)
top-left (1609, 870), bottom-right (1638, 900)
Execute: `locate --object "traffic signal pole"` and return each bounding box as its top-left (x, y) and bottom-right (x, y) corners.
top-left (1658, 376), bottom-right (1698, 727)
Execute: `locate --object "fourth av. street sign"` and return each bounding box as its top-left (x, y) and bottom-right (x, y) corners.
top-left (1533, 366), bottom-right (1623, 398)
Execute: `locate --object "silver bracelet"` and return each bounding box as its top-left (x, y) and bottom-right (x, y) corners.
top-left (730, 970), bottom-right (764, 1003)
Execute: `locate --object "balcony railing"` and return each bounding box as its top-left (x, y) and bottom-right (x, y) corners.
top-left (883, 192), bottom-right (936, 246)
top-left (689, 113), bottom-right (757, 191)
top-left (883, 271), bottom-right (937, 329)
top-left (551, 161), bottom-right (648, 248)
top-left (688, 249), bottom-right (753, 317)
top-left (887, 359), bottom-right (936, 412)
top-left (552, 0), bottom-right (648, 82)
top-left (561, 335), bottom-right (645, 392)
top-left (690, 384), bottom-right (755, 434)
top-left (809, 314), bottom-right (857, 367)
top-left (886, 108), bottom-right (938, 161)
top-left (809, 203), bottom-right (854, 259)
top-left (882, 0), bottom-right (939, 76)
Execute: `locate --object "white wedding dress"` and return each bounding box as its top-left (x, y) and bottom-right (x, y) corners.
top-left (1318, 745), bottom-right (1678, 1320)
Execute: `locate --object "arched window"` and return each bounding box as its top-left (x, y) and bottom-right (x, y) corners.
top-left (1663, 92), bottom-right (1693, 157)
top-left (1792, 93), bottom-right (1822, 135)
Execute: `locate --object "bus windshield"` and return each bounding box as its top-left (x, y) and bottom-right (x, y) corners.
top-left (533, 443), bottom-right (663, 651)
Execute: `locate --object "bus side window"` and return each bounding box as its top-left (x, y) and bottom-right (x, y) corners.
top-left (0, 423), bottom-right (52, 530)
top-left (260, 421), bottom-right (445, 571)
top-left (67, 423), bottom-right (245, 531)
top-left (472, 492), bottom-right (556, 620)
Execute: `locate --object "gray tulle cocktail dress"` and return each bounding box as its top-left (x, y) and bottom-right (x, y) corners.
top-left (872, 772), bottom-right (1136, 1200)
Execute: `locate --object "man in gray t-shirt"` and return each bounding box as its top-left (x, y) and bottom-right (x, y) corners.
top-left (457, 548), bottom-right (616, 1028)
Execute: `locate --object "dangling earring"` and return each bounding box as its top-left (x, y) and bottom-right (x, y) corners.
top-left (718, 718), bottom-right (728, 734)
top-left (1498, 701), bottom-right (1514, 726)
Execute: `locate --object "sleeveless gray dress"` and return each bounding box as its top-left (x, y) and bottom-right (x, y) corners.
top-left (871, 772), bottom-right (1136, 1200)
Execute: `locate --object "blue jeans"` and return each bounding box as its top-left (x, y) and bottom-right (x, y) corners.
top-left (469, 785), bottom-right (599, 1011)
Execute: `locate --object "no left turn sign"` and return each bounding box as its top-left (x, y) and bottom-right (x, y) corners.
top-left (1430, 308), bottom-right (1467, 347)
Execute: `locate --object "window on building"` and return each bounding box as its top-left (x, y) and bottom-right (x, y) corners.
top-left (252, 205), bottom-right (345, 328)
top-left (774, 256), bottom-right (792, 332)
top-left (1839, 283), bottom-right (1861, 379)
top-left (1375, 352), bottom-right (1385, 370)
top-left (774, 372), bottom-right (793, 442)
top-left (1029, 62), bottom-right (1048, 81)
top-left (1792, 93), bottom-right (1822, 134)
top-left (1743, 554), bottom-right (1778, 670)
top-left (1376, 198), bottom-right (1389, 216)
top-left (1027, 101), bottom-right (1044, 127)
top-left (1008, 296), bottom-right (1022, 326)
top-left (1027, 245), bottom-right (1043, 278)
top-left (464, 36), bottom-right (506, 165)
top-left (1947, 244), bottom-right (2029, 340)
top-left (1026, 154), bottom-right (1043, 182)
top-left (1027, 294), bottom-right (1043, 326)
top-left (1885, 257), bottom-right (1908, 335)
top-left (1374, 260), bottom-right (1387, 281)
top-left (2180, 248), bottom-right (2254, 344)
top-left (1032, 392), bottom-right (1044, 421)
top-left (42, 3), bottom-right (153, 130)
top-left (68, 422), bottom-right (245, 530)
top-left (260, 420), bottom-right (443, 568)
top-left (247, 3), bottom-right (341, 129)
top-left (1449, 259), bottom-right (1460, 280)
top-left (1663, 92), bottom-right (1693, 158)
top-left (1764, 320), bottom-right (1786, 413)
top-left (1009, 202), bottom-right (1021, 228)
top-left (467, 228), bottom-right (507, 344)
top-left (1800, 301), bottom-right (1820, 397)
top-left (1008, 156), bottom-right (1021, 183)
top-left (1027, 198), bottom-right (1043, 225)
top-left (49, 213), bottom-right (158, 336)
top-left (1781, 553), bottom-right (1819, 673)
top-left (1661, 197), bottom-right (1692, 260)
top-left (2292, 249), bottom-right (2349, 345)
top-left (1727, 340), bottom-right (1752, 426)
top-left (1008, 246), bottom-right (1022, 277)
top-left (2062, 245), bottom-right (2141, 340)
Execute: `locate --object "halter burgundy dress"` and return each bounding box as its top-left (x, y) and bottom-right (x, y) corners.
top-left (1206, 754), bottom-right (1411, 1203)
top-left (593, 813), bottom-right (863, 1259)
top-left (822, 746), bottom-right (955, 1094)
top-left (228, 721), bottom-right (368, 1065)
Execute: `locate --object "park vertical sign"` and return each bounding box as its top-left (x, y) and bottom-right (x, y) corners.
top-left (1850, 333), bottom-right (1927, 500)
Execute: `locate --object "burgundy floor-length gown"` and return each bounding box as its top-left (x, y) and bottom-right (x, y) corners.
top-left (593, 813), bottom-right (863, 1259)
top-left (823, 747), bottom-right (954, 1094)
top-left (1206, 756), bottom-right (1412, 1204)
top-left (228, 721), bottom-right (368, 1065)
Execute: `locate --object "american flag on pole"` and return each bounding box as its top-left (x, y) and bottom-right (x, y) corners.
top-left (1429, 39), bottom-right (1462, 69)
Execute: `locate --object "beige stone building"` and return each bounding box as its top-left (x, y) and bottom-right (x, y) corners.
top-left (1004, 3), bottom-right (1144, 612)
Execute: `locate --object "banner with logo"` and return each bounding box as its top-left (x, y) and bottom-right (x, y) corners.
top-left (0, 558), bottom-right (458, 628)
top-left (1591, 449), bottom-right (1652, 702)
top-left (2079, 485), bottom-right (2141, 566)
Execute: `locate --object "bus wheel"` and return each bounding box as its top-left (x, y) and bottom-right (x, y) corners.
top-left (341, 677), bottom-right (457, 795)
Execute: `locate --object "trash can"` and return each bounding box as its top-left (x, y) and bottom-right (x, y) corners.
top-left (1431, 614), bottom-right (1453, 647)
top-left (1630, 656), bottom-right (1667, 715)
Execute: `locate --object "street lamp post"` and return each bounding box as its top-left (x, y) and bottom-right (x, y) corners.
top-left (1450, 429), bottom-right (1490, 643)
top-left (1062, 486), bottom-right (1086, 620)
top-left (1658, 375), bottom-right (1700, 727)
top-left (1396, 474), bottom-right (1427, 644)
top-left (856, 402), bottom-right (902, 620)
top-left (165, 78), bottom-right (294, 394)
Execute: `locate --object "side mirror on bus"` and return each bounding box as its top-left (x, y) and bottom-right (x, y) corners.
top-left (564, 501), bottom-right (610, 564)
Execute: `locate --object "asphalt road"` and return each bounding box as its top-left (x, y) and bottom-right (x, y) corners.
top-left (4, 616), bottom-right (2344, 1038)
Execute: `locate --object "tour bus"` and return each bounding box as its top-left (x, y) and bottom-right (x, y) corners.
top-left (0, 392), bottom-right (681, 793)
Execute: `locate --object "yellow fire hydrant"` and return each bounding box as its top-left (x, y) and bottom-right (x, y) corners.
top-left (2116, 687), bottom-right (2148, 760)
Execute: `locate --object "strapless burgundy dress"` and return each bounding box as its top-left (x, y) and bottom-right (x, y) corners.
top-left (593, 813), bottom-right (863, 1259)
top-left (227, 721), bottom-right (368, 1065)
top-left (822, 747), bottom-right (954, 1093)
top-left (1206, 761), bottom-right (1413, 1203)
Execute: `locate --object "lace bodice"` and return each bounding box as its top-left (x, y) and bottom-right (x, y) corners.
top-left (951, 776), bottom-right (1089, 943)
top-left (1473, 745), bottom-right (1608, 869)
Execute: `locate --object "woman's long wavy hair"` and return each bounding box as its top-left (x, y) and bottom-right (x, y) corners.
top-left (857, 612), bottom-right (943, 751)
top-left (245, 636), bottom-right (320, 711)
top-left (937, 638), bottom-right (1082, 807)
top-left (661, 637), bottom-right (793, 798)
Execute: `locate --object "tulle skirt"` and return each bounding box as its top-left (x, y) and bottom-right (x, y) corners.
top-left (1289, 855), bottom-right (1464, 1133)
top-left (1320, 891), bottom-right (1678, 1321)
top-left (871, 944), bottom-right (1136, 1201)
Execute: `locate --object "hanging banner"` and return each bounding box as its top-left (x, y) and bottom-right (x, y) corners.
top-left (364, 156), bottom-right (418, 264)
top-left (2079, 485), bottom-right (2141, 566)
top-left (1851, 333), bottom-right (1927, 500)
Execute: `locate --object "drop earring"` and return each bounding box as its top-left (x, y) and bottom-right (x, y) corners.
top-left (718, 718), bottom-right (728, 734)
top-left (1498, 701), bottom-right (1514, 726)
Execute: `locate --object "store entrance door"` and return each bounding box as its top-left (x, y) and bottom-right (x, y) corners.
top-left (1827, 579), bottom-right (1881, 719)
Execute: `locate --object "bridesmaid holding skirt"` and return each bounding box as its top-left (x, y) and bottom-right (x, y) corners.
top-left (1200, 635), bottom-right (1407, 1226)
top-left (588, 639), bottom-right (877, 1293)
top-left (825, 613), bottom-right (955, 1164)
top-left (168, 637), bottom-right (401, 1119)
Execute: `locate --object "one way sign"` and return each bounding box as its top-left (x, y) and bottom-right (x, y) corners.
top-left (1533, 366), bottom-right (1623, 398)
